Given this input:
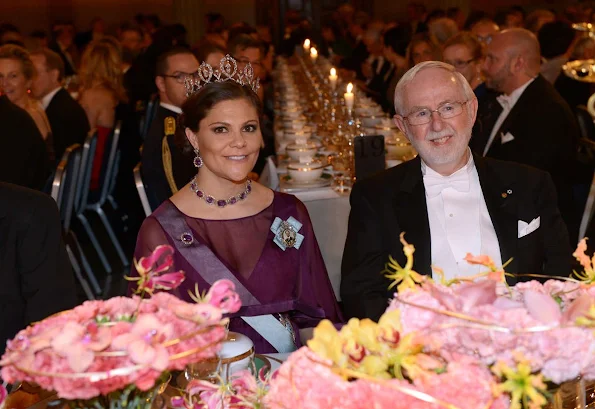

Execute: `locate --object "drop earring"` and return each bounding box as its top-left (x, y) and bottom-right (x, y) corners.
top-left (193, 148), bottom-right (203, 168)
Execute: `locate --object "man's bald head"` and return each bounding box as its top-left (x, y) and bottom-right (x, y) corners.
top-left (496, 28), bottom-right (541, 74)
top-left (482, 28), bottom-right (541, 94)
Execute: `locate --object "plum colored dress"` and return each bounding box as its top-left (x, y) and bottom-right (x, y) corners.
top-left (131, 191), bottom-right (343, 353)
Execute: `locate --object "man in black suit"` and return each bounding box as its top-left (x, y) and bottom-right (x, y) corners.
top-left (341, 61), bottom-right (571, 321)
top-left (30, 48), bottom-right (90, 162)
top-left (48, 23), bottom-right (78, 77)
top-left (141, 47), bottom-right (198, 209)
top-left (0, 182), bottom-right (77, 355)
top-left (0, 95), bottom-right (49, 190)
top-left (471, 28), bottom-right (580, 243)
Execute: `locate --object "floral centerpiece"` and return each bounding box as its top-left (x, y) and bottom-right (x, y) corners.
top-left (0, 245), bottom-right (241, 409)
top-left (260, 235), bottom-right (595, 409)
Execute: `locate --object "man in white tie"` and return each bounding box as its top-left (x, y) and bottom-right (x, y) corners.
top-left (341, 61), bottom-right (572, 321)
top-left (470, 28), bottom-right (579, 243)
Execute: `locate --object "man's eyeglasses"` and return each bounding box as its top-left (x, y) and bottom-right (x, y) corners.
top-left (446, 58), bottom-right (475, 70)
top-left (403, 101), bottom-right (470, 126)
top-left (476, 35), bottom-right (492, 44)
top-left (160, 71), bottom-right (197, 84)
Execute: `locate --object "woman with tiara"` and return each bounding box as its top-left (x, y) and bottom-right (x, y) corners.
top-left (131, 55), bottom-right (343, 353)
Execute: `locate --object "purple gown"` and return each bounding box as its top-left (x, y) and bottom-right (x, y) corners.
top-left (131, 191), bottom-right (343, 353)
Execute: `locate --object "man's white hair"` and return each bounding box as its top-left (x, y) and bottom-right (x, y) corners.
top-left (393, 61), bottom-right (475, 116)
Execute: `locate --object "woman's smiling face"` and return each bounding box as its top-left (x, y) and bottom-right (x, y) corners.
top-left (186, 97), bottom-right (262, 182)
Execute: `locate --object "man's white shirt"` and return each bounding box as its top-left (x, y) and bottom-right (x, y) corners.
top-left (422, 150), bottom-right (503, 280)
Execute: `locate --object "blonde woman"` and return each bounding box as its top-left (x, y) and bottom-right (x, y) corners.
top-left (0, 44), bottom-right (54, 162)
top-left (78, 37), bottom-right (127, 189)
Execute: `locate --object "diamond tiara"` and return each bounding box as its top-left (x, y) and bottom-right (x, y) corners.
top-left (184, 54), bottom-right (260, 97)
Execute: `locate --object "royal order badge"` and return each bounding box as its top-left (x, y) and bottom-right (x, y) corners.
top-left (270, 216), bottom-right (304, 251)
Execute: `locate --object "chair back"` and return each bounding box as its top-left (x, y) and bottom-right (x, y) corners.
top-left (74, 132), bottom-right (97, 214)
top-left (98, 121), bottom-right (122, 205)
top-left (133, 162), bottom-right (153, 217)
top-left (577, 105), bottom-right (595, 142)
top-left (51, 143), bottom-right (82, 231)
top-left (141, 94), bottom-right (159, 139)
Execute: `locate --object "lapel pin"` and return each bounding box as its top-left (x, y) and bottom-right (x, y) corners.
top-left (501, 189), bottom-right (512, 199)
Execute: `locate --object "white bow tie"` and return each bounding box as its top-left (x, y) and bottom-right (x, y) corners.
top-left (424, 171), bottom-right (470, 198)
top-left (496, 94), bottom-right (512, 110)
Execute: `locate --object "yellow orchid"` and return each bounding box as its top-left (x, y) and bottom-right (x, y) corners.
top-left (376, 309), bottom-right (402, 347)
top-left (573, 238), bottom-right (595, 284)
top-left (360, 355), bottom-right (391, 378)
top-left (387, 333), bottom-right (424, 380)
top-left (492, 359), bottom-right (548, 409)
top-left (308, 320), bottom-right (345, 366)
top-left (341, 318), bottom-right (382, 353)
top-left (383, 233), bottom-right (426, 293)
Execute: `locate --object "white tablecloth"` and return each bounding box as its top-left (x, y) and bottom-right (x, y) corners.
top-left (292, 189), bottom-right (350, 300)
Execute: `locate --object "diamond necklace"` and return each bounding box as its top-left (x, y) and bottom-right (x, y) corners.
top-left (189, 177), bottom-right (252, 208)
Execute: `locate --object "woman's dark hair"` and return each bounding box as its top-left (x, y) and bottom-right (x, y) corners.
top-left (175, 81), bottom-right (263, 153)
top-left (383, 25), bottom-right (412, 57)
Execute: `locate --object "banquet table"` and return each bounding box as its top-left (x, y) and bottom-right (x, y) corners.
top-left (289, 188), bottom-right (350, 301)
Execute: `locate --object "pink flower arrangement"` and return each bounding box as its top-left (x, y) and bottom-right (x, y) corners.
top-left (0, 245), bottom-right (242, 402)
top-left (264, 347), bottom-right (507, 409)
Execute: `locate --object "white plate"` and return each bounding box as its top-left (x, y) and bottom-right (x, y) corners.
top-left (280, 174), bottom-right (332, 191)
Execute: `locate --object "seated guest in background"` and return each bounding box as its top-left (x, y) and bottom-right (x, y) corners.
top-left (30, 48), bottom-right (90, 162)
top-left (472, 28), bottom-right (580, 243)
top-left (360, 25), bottom-right (395, 104)
top-left (194, 41), bottom-right (226, 67)
top-left (78, 37), bottom-right (127, 189)
top-left (428, 17), bottom-right (459, 49)
top-left (0, 44), bottom-right (54, 162)
top-left (406, 33), bottom-right (442, 68)
top-left (118, 24), bottom-right (144, 73)
top-left (341, 61), bottom-right (571, 321)
top-left (0, 182), bottom-right (77, 355)
top-left (142, 47), bottom-right (199, 209)
top-left (470, 18), bottom-right (500, 45)
top-left (228, 34), bottom-right (265, 93)
top-left (443, 32), bottom-right (486, 97)
top-left (524, 9), bottom-right (555, 34)
top-left (383, 25), bottom-right (412, 113)
top-left (538, 21), bottom-right (576, 84)
top-left (132, 75), bottom-right (342, 353)
top-left (0, 24), bottom-right (24, 47)
top-left (0, 94), bottom-right (49, 189)
top-left (49, 22), bottom-right (78, 77)
top-left (496, 7), bottom-right (525, 30)
top-left (75, 17), bottom-right (105, 52)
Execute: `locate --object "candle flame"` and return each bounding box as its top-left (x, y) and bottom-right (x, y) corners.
top-left (346, 83), bottom-right (353, 93)
top-left (304, 39), bottom-right (310, 47)
top-left (330, 68), bottom-right (337, 76)
top-left (310, 47), bottom-right (318, 57)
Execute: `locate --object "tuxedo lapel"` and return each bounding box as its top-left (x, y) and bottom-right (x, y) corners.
top-left (493, 76), bottom-right (542, 139)
top-left (474, 155), bottom-right (519, 272)
top-left (392, 157), bottom-right (432, 276)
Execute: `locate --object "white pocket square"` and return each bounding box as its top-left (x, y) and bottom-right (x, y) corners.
top-left (518, 217), bottom-right (540, 238)
top-left (500, 132), bottom-right (515, 144)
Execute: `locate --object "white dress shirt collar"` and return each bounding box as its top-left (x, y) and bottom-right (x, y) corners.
top-left (159, 102), bottom-right (182, 114)
top-left (41, 87), bottom-right (62, 110)
top-left (497, 77), bottom-right (535, 111)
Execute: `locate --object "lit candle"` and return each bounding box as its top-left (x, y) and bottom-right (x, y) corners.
top-left (329, 67), bottom-right (338, 90)
top-left (310, 47), bottom-right (318, 63)
top-left (303, 39), bottom-right (311, 53)
top-left (344, 82), bottom-right (354, 110)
